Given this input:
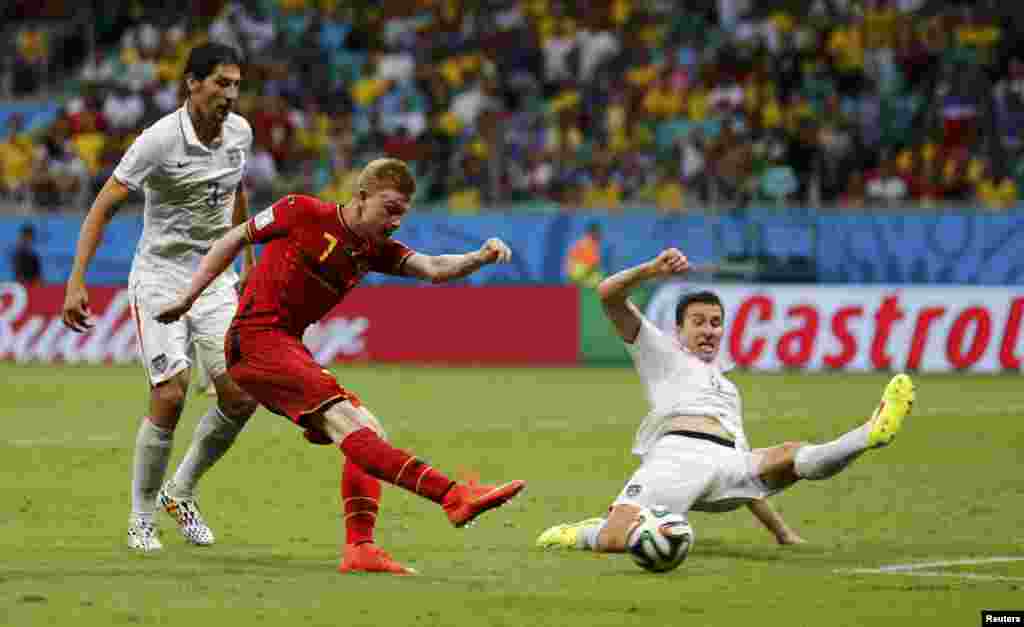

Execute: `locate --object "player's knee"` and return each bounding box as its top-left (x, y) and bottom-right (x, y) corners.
top-left (782, 441), bottom-right (805, 456)
top-left (151, 381), bottom-right (187, 421)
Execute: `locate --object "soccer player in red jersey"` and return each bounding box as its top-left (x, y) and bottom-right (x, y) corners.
top-left (156, 158), bottom-right (526, 574)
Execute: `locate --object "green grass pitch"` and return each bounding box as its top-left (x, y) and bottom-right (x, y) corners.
top-left (2, 362), bottom-right (1022, 626)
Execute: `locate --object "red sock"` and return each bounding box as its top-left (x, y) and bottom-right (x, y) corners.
top-left (340, 428), bottom-right (454, 504)
top-left (342, 457), bottom-right (380, 545)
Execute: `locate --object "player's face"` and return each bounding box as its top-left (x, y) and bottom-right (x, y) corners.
top-left (360, 188), bottom-right (410, 241)
top-left (188, 63), bottom-right (241, 127)
top-left (678, 302), bottom-right (725, 362)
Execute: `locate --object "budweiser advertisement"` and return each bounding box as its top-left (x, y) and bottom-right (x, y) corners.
top-left (0, 283), bottom-right (579, 366)
top-left (646, 283), bottom-right (1024, 373)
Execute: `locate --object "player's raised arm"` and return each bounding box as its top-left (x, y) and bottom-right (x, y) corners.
top-left (62, 176), bottom-right (133, 332)
top-left (598, 248), bottom-right (691, 343)
top-left (156, 223), bottom-right (250, 323)
top-left (402, 237), bottom-right (511, 284)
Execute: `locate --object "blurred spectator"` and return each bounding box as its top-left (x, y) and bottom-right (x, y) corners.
top-left (12, 224), bottom-right (42, 285)
top-left (0, 115), bottom-right (35, 200)
top-left (976, 164), bottom-right (1019, 210)
top-left (103, 84), bottom-right (146, 133)
top-left (760, 161), bottom-right (799, 205)
top-left (994, 57), bottom-right (1024, 151)
top-left (13, 25), bottom-right (48, 95)
top-left (565, 222), bottom-right (604, 287)
top-left (4, 1), bottom-right (1024, 214)
top-left (210, 1), bottom-right (276, 59)
top-left (839, 171), bottom-right (868, 209)
top-left (650, 168), bottom-right (686, 214)
top-left (32, 119), bottom-right (88, 209)
top-left (866, 157), bottom-right (910, 206)
top-left (246, 145), bottom-right (278, 196)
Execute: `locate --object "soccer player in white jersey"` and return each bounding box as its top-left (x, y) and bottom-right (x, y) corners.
top-left (537, 247), bottom-right (916, 555)
top-left (62, 43), bottom-right (259, 552)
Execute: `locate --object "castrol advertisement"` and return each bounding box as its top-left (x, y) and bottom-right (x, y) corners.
top-left (646, 283), bottom-right (1024, 373)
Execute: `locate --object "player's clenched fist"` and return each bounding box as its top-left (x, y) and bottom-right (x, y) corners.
top-left (479, 238), bottom-right (512, 264)
top-left (62, 281), bottom-right (94, 332)
top-left (648, 248), bottom-right (690, 276)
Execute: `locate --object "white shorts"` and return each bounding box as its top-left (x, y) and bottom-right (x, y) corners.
top-left (130, 282), bottom-right (237, 386)
top-left (612, 433), bottom-right (777, 515)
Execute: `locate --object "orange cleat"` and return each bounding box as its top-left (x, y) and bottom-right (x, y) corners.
top-left (443, 479), bottom-right (526, 528)
top-left (338, 543), bottom-right (417, 575)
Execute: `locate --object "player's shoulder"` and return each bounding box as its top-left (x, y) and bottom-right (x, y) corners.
top-left (277, 193), bottom-right (334, 216)
top-left (131, 109), bottom-right (182, 149)
top-left (224, 112), bottom-right (253, 143)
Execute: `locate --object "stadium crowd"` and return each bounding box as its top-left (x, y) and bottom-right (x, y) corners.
top-left (1, 0), bottom-right (1022, 213)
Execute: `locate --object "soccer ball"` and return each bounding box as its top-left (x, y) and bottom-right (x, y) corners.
top-left (627, 506), bottom-right (694, 573)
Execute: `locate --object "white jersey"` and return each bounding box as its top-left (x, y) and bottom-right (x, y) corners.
top-left (626, 315), bottom-right (748, 456)
top-left (115, 105), bottom-right (252, 292)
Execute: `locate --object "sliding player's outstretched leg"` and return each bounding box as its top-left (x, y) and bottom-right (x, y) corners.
top-left (785, 373), bottom-right (916, 482)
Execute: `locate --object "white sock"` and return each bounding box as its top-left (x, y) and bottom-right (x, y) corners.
top-left (794, 424), bottom-right (871, 480)
top-left (169, 406), bottom-right (245, 499)
top-left (578, 519), bottom-right (607, 551)
top-left (131, 418), bottom-right (174, 517)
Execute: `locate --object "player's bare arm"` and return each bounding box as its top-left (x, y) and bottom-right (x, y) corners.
top-left (232, 183), bottom-right (255, 279)
top-left (62, 176), bottom-right (132, 332)
top-left (597, 247), bottom-right (691, 343)
top-left (403, 237), bottom-right (511, 284)
top-left (747, 499), bottom-right (806, 545)
top-left (156, 223), bottom-right (249, 323)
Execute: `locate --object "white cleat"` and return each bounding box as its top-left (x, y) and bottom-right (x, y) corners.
top-left (128, 517), bottom-right (163, 552)
top-left (158, 485), bottom-right (216, 546)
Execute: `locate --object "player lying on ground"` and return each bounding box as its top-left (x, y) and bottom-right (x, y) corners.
top-left (62, 43), bottom-right (258, 552)
top-left (536, 248), bottom-right (915, 555)
top-left (157, 158), bottom-right (526, 574)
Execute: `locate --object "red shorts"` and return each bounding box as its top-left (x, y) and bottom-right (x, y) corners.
top-left (226, 327), bottom-right (358, 426)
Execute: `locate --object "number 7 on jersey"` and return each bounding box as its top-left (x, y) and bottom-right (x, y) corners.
top-left (319, 233), bottom-right (338, 262)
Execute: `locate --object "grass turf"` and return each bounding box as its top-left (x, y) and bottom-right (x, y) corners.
top-left (1, 363), bottom-right (1021, 626)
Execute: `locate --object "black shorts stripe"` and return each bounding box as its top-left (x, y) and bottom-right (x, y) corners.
top-left (664, 430), bottom-right (736, 449)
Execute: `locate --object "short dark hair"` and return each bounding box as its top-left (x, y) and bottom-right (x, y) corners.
top-left (19, 224), bottom-right (35, 238)
top-left (675, 290), bottom-right (724, 326)
top-left (184, 43), bottom-right (243, 83)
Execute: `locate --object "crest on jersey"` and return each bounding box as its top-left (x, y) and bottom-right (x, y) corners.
top-left (626, 484), bottom-right (643, 497)
top-left (338, 246), bottom-right (371, 274)
top-left (151, 354), bottom-right (168, 374)
top-left (254, 207), bottom-right (274, 230)
top-left (227, 148), bottom-right (243, 167)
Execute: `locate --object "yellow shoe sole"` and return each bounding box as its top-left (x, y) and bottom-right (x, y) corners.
top-left (868, 374), bottom-right (915, 448)
top-left (536, 517), bottom-right (604, 549)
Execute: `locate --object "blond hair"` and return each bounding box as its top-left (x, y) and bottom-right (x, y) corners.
top-left (357, 158), bottom-right (416, 198)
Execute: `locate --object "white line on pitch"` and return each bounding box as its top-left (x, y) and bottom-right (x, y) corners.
top-left (5, 433), bottom-right (122, 447)
top-left (836, 569), bottom-right (1024, 583)
top-left (861, 556), bottom-right (1024, 572)
top-left (834, 556), bottom-right (1024, 582)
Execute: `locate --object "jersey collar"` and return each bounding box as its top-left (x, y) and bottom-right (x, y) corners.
top-left (337, 203), bottom-right (371, 253)
top-left (179, 102), bottom-right (221, 153)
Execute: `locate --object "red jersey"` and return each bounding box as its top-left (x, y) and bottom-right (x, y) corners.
top-left (234, 194), bottom-right (414, 336)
